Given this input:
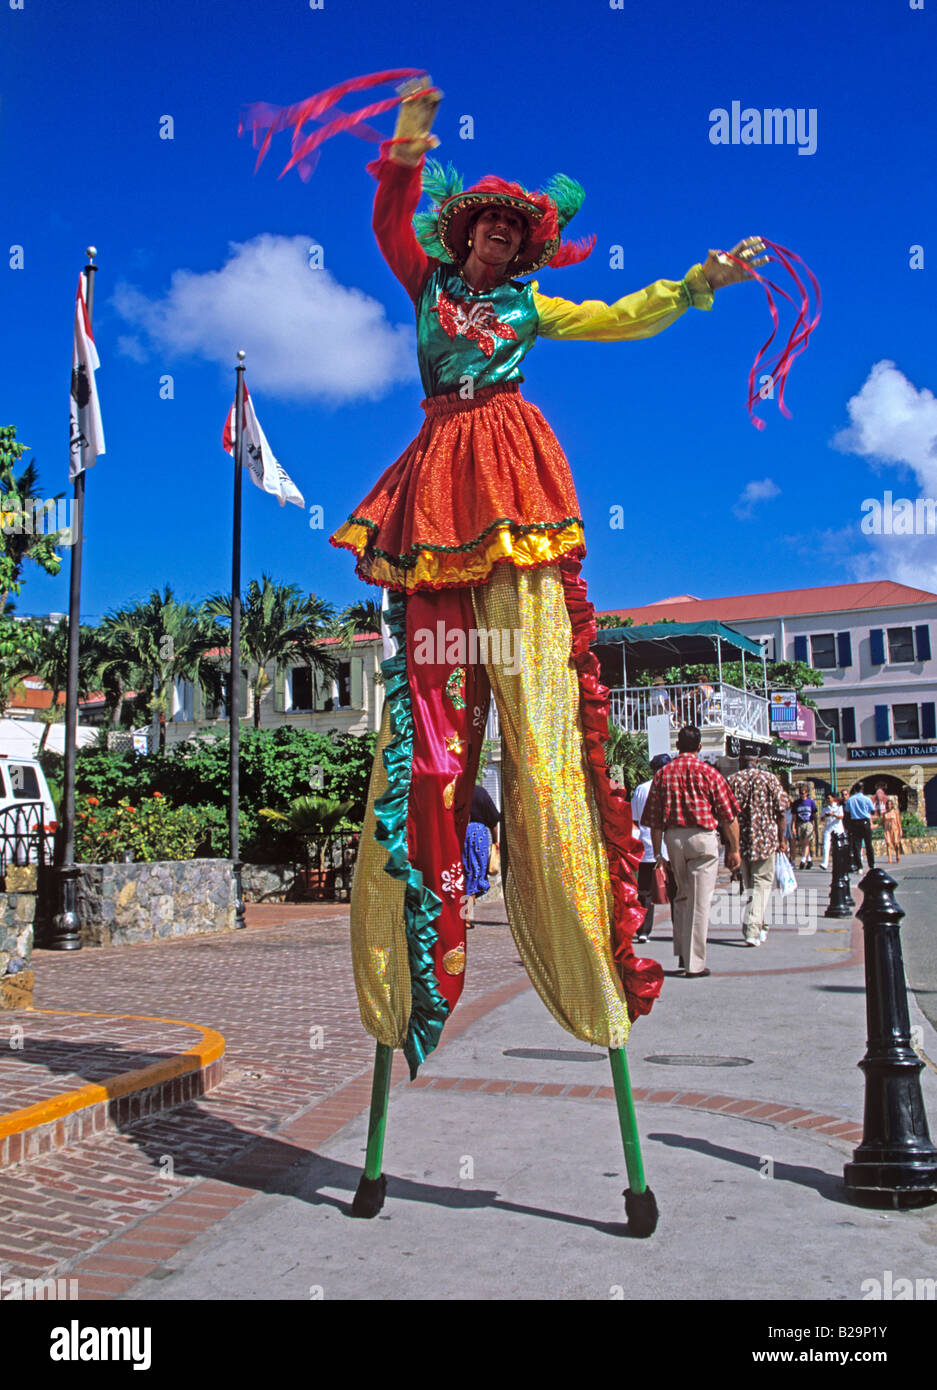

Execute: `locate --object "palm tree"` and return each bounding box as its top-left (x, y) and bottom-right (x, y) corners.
top-left (205, 575), bottom-right (338, 729)
top-left (85, 618), bottom-right (142, 729)
top-left (259, 795), bottom-right (355, 872)
top-left (329, 597), bottom-right (384, 685)
top-left (107, 586), bottom-right (225, 753)
top-left (0, 427), bottom-right (67, 616)
top-left (7, 617), bottom-right (98, 751)
top-left (333, 598), bottom-right (382, 647)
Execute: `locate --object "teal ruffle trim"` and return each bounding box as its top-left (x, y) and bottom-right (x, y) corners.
top-left (373, 590), bottom-right (450, 1078)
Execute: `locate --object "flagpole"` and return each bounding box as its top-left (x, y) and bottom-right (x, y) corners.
top-left (50, 248), bottom-right (96, 952)
top-left (230, 351), bottom-right (246, 929)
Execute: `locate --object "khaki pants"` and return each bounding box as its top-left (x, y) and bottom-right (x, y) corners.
top-left (664, 827), bottom-right (719, 974)
top-left (740, 855), bottom-right (776, 941)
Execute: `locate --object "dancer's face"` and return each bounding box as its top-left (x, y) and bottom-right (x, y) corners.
top-left (471, 208), bottom-right (528, 269)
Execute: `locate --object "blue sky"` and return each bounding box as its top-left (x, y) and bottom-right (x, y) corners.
top-left (4, 0), bottom-right (937, 624)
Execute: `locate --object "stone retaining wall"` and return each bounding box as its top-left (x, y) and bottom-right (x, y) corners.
top-left (240, 863), bottom-right (298, 903)
top-left (1, 866), bottom-right (36, 1009)
top-left (75, 860), bottom-right (235, 947)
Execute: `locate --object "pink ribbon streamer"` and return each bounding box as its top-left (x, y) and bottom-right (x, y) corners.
top-left (239, 69), bottom-right (430, 180)
top-left (717, 239), bottom-right (821, 430)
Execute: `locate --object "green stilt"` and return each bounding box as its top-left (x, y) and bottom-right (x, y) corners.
top-left (609, 1046), bottom-right (659, 1237)
top-left (351, 1041), bottom-right (393, 1218)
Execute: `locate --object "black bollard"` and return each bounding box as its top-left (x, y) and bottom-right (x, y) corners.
top-left (843, 868), bottom-right (937, 1209)
top-left (824, 834), bottom-right (854, 919)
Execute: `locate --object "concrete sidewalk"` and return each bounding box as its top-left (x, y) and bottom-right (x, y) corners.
top-left (105, 862), bottom-right (937, 1302)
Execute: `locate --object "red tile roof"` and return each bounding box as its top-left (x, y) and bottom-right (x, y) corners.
top-left (601, 580), bottom-right (937, 626)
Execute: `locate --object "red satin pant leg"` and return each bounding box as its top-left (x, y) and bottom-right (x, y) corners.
top-left (405, 588), bottom-right (491, 1010)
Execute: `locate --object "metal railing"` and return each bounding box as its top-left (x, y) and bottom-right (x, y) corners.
top-left (0, 802), bottom-right (52, 884)
top-left (607, 682), bottom-right (769, 739)
top-left (294, 830), bottom-right (361, 901)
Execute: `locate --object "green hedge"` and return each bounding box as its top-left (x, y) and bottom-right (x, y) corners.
top-left (61, 726), bottom-right (377, 862)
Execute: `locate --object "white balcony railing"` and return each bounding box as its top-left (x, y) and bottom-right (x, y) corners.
top-left (607, 682), bottom-right (769, 740)
top-left (481, 681), bottom-right (768, 744)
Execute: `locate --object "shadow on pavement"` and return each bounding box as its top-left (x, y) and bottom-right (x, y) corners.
top-left (648, 1132), bottom-right (853, 1206)
top-left (278, 1151), bottom-right (636, 1237)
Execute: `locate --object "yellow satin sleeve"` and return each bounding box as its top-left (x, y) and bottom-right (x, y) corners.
top-left (532, 263), bottom-right (714, 341)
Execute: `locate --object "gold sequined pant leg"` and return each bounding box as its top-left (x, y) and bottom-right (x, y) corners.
top-left (472, 563), bottom-right (631, 1047)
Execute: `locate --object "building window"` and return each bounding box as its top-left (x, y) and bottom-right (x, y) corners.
top-left (8, 764), bottom-right (41, 799)
top-left (810, 633), bottom-right (837, 669)
top-left (815, 709), bottom-right (841, 742)
top-left (336, 660), bottom-right (352, 708)
top-left (892, 703), bottom-right (920, 740)
top-left (291, 667), bottom-right (313, 711)
top-left (174, 678), bottom-right (194, 722)
top-left (887, 627), bottom-right (915, 664)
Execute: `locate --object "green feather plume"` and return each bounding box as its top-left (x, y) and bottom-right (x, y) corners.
top-left (421, 158), bottom-right (463, 207)
top-left (542, 173), bottom-right (586, 230)
top-left (413, 214), bottom-right (451, 261)
top-left (413, 158), bottom-right (464, 261)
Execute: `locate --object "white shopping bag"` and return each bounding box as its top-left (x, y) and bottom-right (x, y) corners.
top-left (774, 851), bottom-right (797, 897)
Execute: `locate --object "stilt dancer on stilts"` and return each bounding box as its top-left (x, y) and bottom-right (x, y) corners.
top-left (240, 70), bottom-right (819, 1234)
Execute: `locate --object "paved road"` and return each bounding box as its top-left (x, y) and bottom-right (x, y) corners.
top-left (883, 855), bottom-right (937, 1035)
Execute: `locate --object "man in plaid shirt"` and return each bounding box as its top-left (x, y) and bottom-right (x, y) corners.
top-left (642, 725), bottom-right (741, 977)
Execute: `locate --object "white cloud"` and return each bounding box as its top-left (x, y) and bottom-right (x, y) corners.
top-left (116, 334), bottom-right (148, 364)
top-left (733, 477), bottom-right (780, 520)
top-left (111, 234), bottom-right (417, 403)
top-left (832, 359), bottom-right (937, 481)
top-left (832, 361), bottom-right (937, 590)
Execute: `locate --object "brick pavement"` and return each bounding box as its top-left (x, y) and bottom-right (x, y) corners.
top-left (0, 882), bottom-right (876, 1293)
top-left (0, 1015), bottom-right (209, 1112)
top-left (0, 897), bottom-right (526, 1282)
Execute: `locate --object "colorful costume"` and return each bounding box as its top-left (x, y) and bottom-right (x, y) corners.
top-left (329, 145), bottom-right (714, 1076)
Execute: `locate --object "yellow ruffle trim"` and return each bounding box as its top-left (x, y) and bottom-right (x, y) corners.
top-left (330, 519), bottom-right (587, 593)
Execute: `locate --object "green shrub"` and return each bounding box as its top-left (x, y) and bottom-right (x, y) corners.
top-left (72, 726), bottom-right (378, 861)
top-left (75, 793), bottom-right (218, 863)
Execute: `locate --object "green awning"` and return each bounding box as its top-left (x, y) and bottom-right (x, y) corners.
top-left (593, 620), bottom-right (766, 672)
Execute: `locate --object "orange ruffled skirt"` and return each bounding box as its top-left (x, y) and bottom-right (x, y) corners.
top-left (329, 381), bottom-right (586, 593)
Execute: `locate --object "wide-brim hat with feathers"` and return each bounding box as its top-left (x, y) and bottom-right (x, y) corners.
top-left (414, 161), bottom-right (596, 276)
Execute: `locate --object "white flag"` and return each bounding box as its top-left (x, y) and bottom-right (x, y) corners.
top-left (69, 272), bottom-right (105, 480)
top-left (222, 385), bottom-right (304, 508)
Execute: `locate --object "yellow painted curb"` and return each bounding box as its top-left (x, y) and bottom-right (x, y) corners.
top-left (0, 1010), bottom-right (226, 1139)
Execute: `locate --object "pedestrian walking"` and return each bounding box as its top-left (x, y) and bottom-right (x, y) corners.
top-left (845, 786), bottom-right (878, 870)
top-left (641, 726), bottom-right (741, 978)
top-left (791, 781), bottom-right (818, 869)
top-left (461, 783), bottom-right (501, 926)
top-left (882, 795), bottom-right (903, 864)
top-left (820, 792), bottom-right (845, 869)
top-left (631, 754), bottom-right (672, 943)
top-left (728, 755), bottom-right (789, 946)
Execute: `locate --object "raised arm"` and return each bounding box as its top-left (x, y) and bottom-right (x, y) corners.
top-left (531, 265), bottom-right (714, 342)
top-left (371, 150), bottom-right (434, 303)
top-left (369, 78), bottom-right (442, 304)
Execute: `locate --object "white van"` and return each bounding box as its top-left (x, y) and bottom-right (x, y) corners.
top-left (0, 756), bottom-right (57, 874)
top-left (0, 756), bottom-right (57, 824)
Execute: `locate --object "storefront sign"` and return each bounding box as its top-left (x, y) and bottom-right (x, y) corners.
top-left (847, 743), bottom-right (937, 761)
top-left (725, 735), bottom-right (808, 766)
top-left (769, 690), bottom-right (798, 729)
